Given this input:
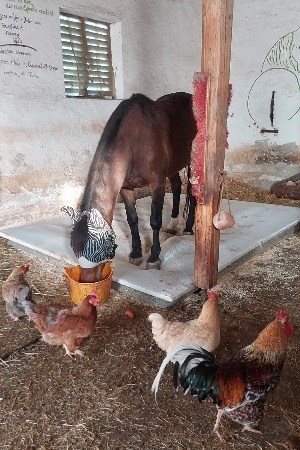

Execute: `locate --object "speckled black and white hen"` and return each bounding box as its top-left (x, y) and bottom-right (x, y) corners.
top-left (2, 263), bottom-right (35, 321)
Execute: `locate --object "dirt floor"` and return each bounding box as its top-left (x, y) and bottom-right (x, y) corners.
top-left (0, 179), bottom-right (299, 450)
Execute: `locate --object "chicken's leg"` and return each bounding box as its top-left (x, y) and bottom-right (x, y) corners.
top-left (242, 424), bottom-right (262, 435)
top-left (213, 408), bottom-right (225, 441)
top-left (63, 344), bottom-right (74, 358)
top-left (63, 344), bottom-right (85, 358)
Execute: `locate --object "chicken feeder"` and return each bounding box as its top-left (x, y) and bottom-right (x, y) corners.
top-left (64, 262), bottom-right (113, 305)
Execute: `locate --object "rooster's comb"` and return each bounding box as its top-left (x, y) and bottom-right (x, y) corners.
top-left (21, 263), bottom-right (30, 273)
top-left (207, 291), bottom-right (218, 300)
top-left (276, 310), bottom-right (289, 321)
top-left (87, 292), bottom-right (100, 306)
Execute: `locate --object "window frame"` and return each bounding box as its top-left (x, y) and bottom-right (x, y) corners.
top-left (59, 11), bottom-right (116, 99)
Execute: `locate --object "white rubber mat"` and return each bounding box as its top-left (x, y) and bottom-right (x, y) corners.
top-left (1, 195), bottom-right (299, 306)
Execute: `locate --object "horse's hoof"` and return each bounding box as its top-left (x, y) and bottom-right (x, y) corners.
top-left (164, 227), bottom-right (177, 235)
top-left (129, 256), bottom-right (143, 266)
top-left (164, 217), bottom-right (179, 235)
top-left (146, 259), bottom-right (161, 270)
top-left (183, 230), bottom-right (194, 235)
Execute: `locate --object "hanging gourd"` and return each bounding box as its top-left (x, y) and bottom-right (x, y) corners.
top-left (213, 172), bottom-right (235, 230)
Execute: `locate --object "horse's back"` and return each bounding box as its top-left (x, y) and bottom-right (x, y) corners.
top-left (119, 92), bottom-right (196, 179)
top-left (92, 92), bottom-right (196, 189)
top-left (156, 92), bottom-right (197, 175)
top-left (156, 91), bottom-right (192, 104)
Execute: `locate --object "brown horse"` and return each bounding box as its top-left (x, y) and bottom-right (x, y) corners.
top-left (63, 92), bottom-right (197, 282)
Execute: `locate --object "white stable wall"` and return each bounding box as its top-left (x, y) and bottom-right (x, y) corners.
top-left (0, 0), bottom-right (299, 229)
top-left (227, 0), bottom-right (300, 188)
top-left (0, 0), bottom-right (201, 228)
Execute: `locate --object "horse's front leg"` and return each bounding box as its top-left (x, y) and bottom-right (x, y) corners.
top-left (147, 186), bottom-right (165, 270)
top-left (120, 188), bottom-right (143, 266)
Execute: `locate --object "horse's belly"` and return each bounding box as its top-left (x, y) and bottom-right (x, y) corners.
top-left (122, 177), bottom-right (148, 189)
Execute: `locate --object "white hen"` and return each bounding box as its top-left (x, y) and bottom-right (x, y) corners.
top-left (148, 291), bottom-right (220, 354)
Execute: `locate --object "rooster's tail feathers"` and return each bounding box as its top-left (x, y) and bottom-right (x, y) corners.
top-left (175, 350), bottom-right (219, 403)
top-left (151, 343), bottom-right (207, 399)
top-left (151, 344), bottom-right (219, 403)
top-left (151, 348), bottom-right (173, 402)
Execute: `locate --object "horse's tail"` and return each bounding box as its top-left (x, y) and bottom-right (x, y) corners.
top-left (183, 165), bottom-right (195, 234)
top-left (70, 215), bottom-right (89, 256)
top-left (183, 165), bottom-right (192, 220)
top-left (99, 94), bottom-right (158, 151)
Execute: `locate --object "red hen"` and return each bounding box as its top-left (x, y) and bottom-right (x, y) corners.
top-left (24, 292), bottom-right (99, 358)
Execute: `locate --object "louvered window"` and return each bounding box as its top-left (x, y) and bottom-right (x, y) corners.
top-left (60, 12), bottom-right (114, 98)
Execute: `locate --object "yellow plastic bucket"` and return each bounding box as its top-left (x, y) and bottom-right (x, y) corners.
top-left (64, 262), bottom-right (113, 305)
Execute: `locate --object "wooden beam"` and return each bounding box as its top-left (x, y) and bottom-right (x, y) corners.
top-left (193, 0), bottom-right (234, 288)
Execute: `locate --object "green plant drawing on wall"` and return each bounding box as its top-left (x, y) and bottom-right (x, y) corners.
top-left (247, 27), bottom-right (300, 123)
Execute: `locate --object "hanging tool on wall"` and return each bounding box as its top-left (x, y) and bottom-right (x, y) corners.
top-left (261, 90), bottom-right (278, 134)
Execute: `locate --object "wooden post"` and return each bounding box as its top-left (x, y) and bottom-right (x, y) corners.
top-left (193, 0), bottom-right (234, 288)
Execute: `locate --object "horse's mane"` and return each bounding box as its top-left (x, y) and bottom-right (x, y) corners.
top-left (70, 215), bottom-right (89, 256)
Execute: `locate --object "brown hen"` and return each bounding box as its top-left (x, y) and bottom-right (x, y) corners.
top-left (24, 293), bottom-right (99, 357)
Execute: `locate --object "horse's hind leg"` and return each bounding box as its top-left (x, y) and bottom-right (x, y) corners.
top-left (164, 172), bottom-right (181, 234)
top-left (147, 186), bottom-right (165, 270)
top-left (120, 189), bottom-right (143, 266)
top-left (183, 167), bottom-right (195, 235)
top-left (183, 193), bottom-right (195, 234)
